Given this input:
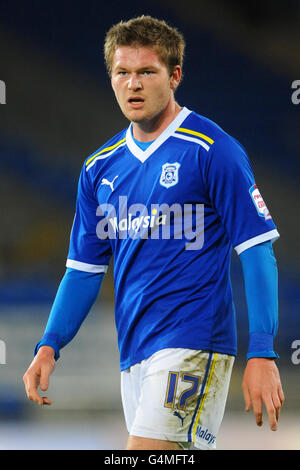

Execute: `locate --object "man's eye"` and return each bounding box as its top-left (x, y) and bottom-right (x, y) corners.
top-left (143, 71), bottom-right (153, 75)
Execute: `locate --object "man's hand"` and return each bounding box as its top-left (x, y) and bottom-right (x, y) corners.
top-left (242, 357), bottom-right (284, 431)
top-left (23, 346), bottom-right (56, 406)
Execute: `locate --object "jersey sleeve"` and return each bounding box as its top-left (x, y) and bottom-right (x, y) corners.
top-left (206, 136), bottom-right (279, 254)
top-left (66, 164), bottom-right (112, 273)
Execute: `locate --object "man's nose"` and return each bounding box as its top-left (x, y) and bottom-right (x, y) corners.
top-left (128, 74), bottom-right (142, 90)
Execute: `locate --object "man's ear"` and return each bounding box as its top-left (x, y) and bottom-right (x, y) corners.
top-left (170, 65), bottom-right (182, 91)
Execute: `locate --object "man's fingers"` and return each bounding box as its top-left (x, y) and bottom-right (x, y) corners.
top-left (278, 384), bottom-right (285, 406)
top-left (23, 373), bottom-right (41, 405)
top-left (242, 384), bottom-right (252, 412)
top-left (248, 389), bottom-right (283, 431)
top-left (272, 389), bottom-right (284, 426)
top-left (262, 386), bottom-right (285, 431)
top-left (263, 397), bottom-right (277, 431)
top-left (42, 396), bottom-right (52, 406)
top-left (25, 384), bottom-right (44, 406)
top-left (242, 358), bottom-right (285, 431)
top-left (251, 394), bottom-right (263, 426)
top-left (40, 382), bottom-right (48, 392)
top-left (275, 406), bottom-right (280, 424)
top-left (39, 369), bottom-right (50, 391)
top-left (23, 360), bottom-right (54, 406)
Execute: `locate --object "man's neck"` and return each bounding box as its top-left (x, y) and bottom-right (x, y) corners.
top-left (132, 101), bottom-right (182, 142)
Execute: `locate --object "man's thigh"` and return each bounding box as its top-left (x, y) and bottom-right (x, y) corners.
top-left (121, 348), bottom-right (234, 450)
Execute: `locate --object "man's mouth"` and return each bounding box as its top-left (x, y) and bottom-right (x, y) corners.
top-left (128, 97), bottom-right (145, 106)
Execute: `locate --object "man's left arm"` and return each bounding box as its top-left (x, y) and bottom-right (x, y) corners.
top-left (205, 135), bottom-right (284, 429)
top-left (239, 241), bottom-right (285, 430)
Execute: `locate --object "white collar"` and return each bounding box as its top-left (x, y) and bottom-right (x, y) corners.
top-left (126, 106), bottom-right (191, 163)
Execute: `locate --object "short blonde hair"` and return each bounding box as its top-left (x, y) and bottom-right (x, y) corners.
top-left (104, 15), bottom-right (185, 77)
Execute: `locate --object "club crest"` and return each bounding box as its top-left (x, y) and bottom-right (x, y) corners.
top-left (160, 162), bottom-right (181, 188)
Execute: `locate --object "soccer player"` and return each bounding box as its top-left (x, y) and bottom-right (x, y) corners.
top-left (23, 16), bottom-right (284, 450)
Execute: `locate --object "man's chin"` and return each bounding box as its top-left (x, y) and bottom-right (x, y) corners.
top-left (125, 109), bottom-right (147, 123)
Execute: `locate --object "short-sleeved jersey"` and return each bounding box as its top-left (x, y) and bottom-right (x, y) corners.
top-left (67, 107), bottom-right (279, 371)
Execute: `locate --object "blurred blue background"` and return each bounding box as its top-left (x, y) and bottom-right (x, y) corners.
top-left (0, 0), bottom-right (299, 449)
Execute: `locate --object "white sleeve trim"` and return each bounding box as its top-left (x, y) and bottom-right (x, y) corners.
top-left (234, 229), bottom-right (280, 255)
top-left (66, 259), bottom-right (109, 274)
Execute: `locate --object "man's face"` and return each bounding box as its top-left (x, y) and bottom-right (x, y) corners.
top-left (111, 45), bottom-right (180, 125)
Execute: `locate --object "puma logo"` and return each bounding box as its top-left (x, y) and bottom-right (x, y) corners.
top-left (173, 410), bottom-right (187, 426)
top-left (101, 175), bottom-right (118, 192)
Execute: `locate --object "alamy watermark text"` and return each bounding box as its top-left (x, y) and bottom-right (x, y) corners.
top-left (96, 197), bottom-right (205, 250)
top-left (0, 80), bottom-right (6, 104)
top-left (0, 340), bottom-right (6, 364)
top-left (291, 80), bottom-right (300, 105)
top-left (291, 340), bottom-right (300, 365)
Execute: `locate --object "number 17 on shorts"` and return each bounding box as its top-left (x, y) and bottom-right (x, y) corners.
top-left (162, 349), bottom-right (234, 449)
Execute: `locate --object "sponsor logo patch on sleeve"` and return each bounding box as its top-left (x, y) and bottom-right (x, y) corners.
top-left (249, 184), bottom-right (272, 220)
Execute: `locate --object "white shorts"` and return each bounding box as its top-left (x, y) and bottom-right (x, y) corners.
top-left (121, 348), bottom-right (234, 450)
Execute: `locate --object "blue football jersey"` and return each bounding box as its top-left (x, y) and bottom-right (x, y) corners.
top-left (67, 107), bottom-right (279, 371)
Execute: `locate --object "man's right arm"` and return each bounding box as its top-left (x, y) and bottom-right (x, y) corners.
top-left (23, 267), bottom-right (104, 406)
